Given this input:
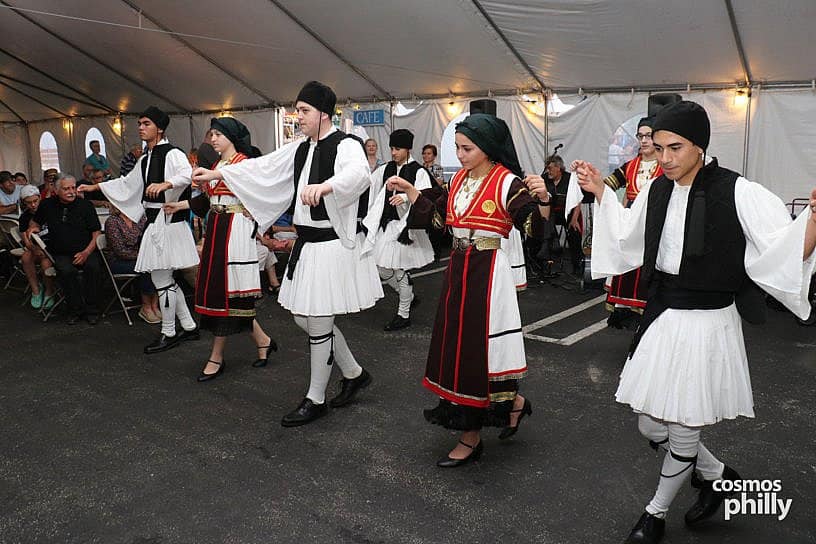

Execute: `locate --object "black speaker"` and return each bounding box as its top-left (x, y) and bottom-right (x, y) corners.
top-left (469, 99), bottom-right (497, 116)
top-left (648, 93), bottom-right (682, 117)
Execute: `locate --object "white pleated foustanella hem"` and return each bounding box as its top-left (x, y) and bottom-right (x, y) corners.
top-left (135, 220), bottom-right (199, 272)
top-left (615, 303), bottom-right (755, 427)
top-left (277, 238), bottom-right (382, 317)
top-left (372, 222), bottom-right (435, 270)
top-left (486, 248), bottom-right (527, 377)
top-left (355, 231), bottom-right (385, 301)
top-left (226, 212), bottom-right (261, 295)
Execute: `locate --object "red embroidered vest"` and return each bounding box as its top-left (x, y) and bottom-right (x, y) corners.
top-left (446, 164), bottom-right (514, 237)
top-left (624, 155), bottom-right (662, 202)
top-left (207, 152), bottom-right (247, 196)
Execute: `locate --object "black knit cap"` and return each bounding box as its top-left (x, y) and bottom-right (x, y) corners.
top-left (139, 106), bottom-right (170, 131)
top-left (637, 116), bottom-right (654, 129)
top-left (210, 117), bottom-right (253, 157)
top-left (651, 100), bottom-right (710, 151)
top-left (296, 81), bottom-right (337, 115)
top-left (389, 129), bottom-right (413, 149)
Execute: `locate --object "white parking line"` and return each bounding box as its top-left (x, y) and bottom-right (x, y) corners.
top-left (521, 294), bottom-right (607, 333)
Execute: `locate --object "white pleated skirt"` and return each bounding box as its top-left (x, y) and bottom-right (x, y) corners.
top-left (615, 303), bottom-right (755, 426)
top-left (135, 220), bottom-right (199, 272)
top-left (278, 236), bottom-right (383, 316)
top-left (373, 223), bottom-right (435, 270)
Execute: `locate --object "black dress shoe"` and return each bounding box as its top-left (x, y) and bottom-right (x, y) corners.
top-left (410, 296), bottom-right (421, 309)
top-left (197, 360), bottom-right (225, 382)
top-left (178, 326), bottom-right (200, 342)
top-left (624, 512), bottom-right (665, 544)
top-left (384, 314), bottom-right (411, 331)
top-left (252, 339), bottom-right (278, 368)
top-left (281, 398), bottom-right (328, 427)
top-left (498, 397), bottom-right (532, 440)
top-left (329, 369), bottom-right (372, 407)
top-left (85, 313), bottom-right (99, 325)
top-left (685, 465), bottom-right (741, 526)
top-left (144, 333), bottom-right (181, 354)
top-left (437, 439), bottom-right (483, 468)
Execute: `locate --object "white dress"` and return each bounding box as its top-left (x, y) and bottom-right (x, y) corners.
top-left (219, 128), bottom-right (383, 317)
top-left (362, 158), bottom-right (435, 270)
top-left (591, 178), bottom-right (815, 426)
top-left (99, 139), bottom-right (199, 272)
top-left (501, 226), bottom-right (528, 290)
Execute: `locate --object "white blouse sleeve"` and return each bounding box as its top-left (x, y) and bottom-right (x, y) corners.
top-left (98, 161), bottom-right (146, 223)
top-left (735, 177), bottom-right (816, 320)
top-left (589, 183), bottom-right (650, 278)
top-left (219, 140), bottom-right (301, 231)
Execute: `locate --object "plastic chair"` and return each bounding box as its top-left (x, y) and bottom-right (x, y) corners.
top-left (30, 233), bottom-right (65, 322)
top-left (96, 234), bottom-right (140, 325)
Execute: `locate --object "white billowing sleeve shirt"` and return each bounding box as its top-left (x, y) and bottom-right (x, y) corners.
top-left (590, 177), bottom-right (816, 320)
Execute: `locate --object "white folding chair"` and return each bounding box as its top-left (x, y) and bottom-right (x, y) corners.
top-left (96, 234), bottom-right (140, 325)
top-left (2, 221), bottom-right (27, 291)
top-left (30, 232), bottom-right (65, 322)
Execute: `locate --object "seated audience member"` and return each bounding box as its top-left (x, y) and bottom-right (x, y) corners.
top-left (77, 162), bottom-right (95, 189)
top-left (18, 185), bottom-right (56, 309)
top-left (14, 172), bottom-right (28, 186)
top-left (0, 171), bottom-right (21, 215)
top-left (40, 169), bottom-right (58, 199)
top-left (87, 169), bottom-right (110, 207)
top-left (85, 140), bottom-right (112, 177)
top-left (27, 174), bottom-right (103, 324)
top-left (256, 230), bottom-right (282, 294)
top-left (104, 206), bottom-right (160, 324)
top-left (119, 144), bottom-right (143, 177)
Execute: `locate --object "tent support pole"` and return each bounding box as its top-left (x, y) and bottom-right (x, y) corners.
top-left (742, 88), bottom-right (752, 175)
top-left (724, 0), bottom-right (753, 86)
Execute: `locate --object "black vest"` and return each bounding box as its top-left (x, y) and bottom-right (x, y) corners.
top-left (290, 131), bottom-right (370, 222)
top-left (641, 159), bottom-right (745, 293)
top-left (140, 143), bottom-right (190, 224)
top-left (379, 161), bottom-right (423, 229)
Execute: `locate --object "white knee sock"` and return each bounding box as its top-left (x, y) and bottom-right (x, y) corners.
top-left (646, 423), bottom-right (700, 516)
top-left (695, 442), bottom-right (725, 481)
top-left (396, 270), bottom-right (413, 318)
top-left (332, 325), bottom-right (362, 379)
top-left (151, 270), bottom-right (178, 337)
top-left (302, 315), bottom-right (334, 405)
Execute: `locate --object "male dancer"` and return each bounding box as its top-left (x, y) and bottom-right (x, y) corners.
top-left (79, 107), bottom-right (199, 353)
top-left (192, 81), bottom-right (382, 427)
top-left (363, 129), bottom-right (434, 330)
top-left (574, 100), bottom-right (816, 544)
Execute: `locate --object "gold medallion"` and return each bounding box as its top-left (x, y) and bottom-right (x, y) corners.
top-left (481, 200), bottom-right (497, 215)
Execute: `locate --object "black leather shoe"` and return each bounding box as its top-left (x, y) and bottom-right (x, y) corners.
top-left (498, 397), bottom-right (532, 440)
top-left (624, 512), bottom-right (665, 544)
top-left (329, 369), bottom-right (372, 408)
top-left (437, 439), bottom-right (483, 468)
top-left (178, 326), bottom-right (200, 342)
top-left (197, 360), bottom-right (225, 382)
top-left (281, 398), bottom-right (328, 427)
top-left (144, 333), bottom-right (181, 354)
top-left (384, 315), bottom-right (411, 331)
top-left (252, 339), bottom-right (278, 368)
top-left (684, 465), bottom-right (741, 526)
top-left (410, 296), bottom-right (421, 309)
top-left (85, 313), bottom-right (99, 325)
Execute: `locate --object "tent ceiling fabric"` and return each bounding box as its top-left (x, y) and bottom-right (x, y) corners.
top-left (0, 0), bottom-right (814, 122)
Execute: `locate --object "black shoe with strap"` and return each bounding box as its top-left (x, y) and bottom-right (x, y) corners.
top-left (684, 465), bottom-right (741, 526)
top-left (437, 439), bottom-right (483, 468)
top-left (329, 369), bottom-right (372, 408)
top-left (624, 512), bottom-right (665, 544)
top-left (252, 339), bottom-right (279, 368)
top-left (498, 397), bottom-right (532, 440)
top-left (197, 360), bottom-right (225, 382)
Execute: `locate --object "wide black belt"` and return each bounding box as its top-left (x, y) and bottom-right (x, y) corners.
top-left (628, 272), bottom-right (734, 357)
top-left (145, 207), bottom-right (188, 225)
top-left (286, 225), bottom-right (339, 280)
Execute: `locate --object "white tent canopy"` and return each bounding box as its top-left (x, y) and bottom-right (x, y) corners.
top-left (1, 1), bottom-right (815, 203)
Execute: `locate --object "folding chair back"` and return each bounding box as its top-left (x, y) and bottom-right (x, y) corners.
top-left (96, 234), bottom-right (140, 325)
top-left (30, 232), bottom-right (65, 322)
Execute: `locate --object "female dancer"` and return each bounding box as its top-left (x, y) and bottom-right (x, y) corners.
top-left (164, 117), bottom-right (276, 381)
top-left (388, 113), bottom-right (551, 466)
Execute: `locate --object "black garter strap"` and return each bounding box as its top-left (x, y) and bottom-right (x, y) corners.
top-left (660, 451), bottom-right (698, 479)
top-left (649, 437), bottom-right (669, 451)
top-left (154, 282), bottom-right (178, 308)
top-left (309, 331), bottom-right (335, 366)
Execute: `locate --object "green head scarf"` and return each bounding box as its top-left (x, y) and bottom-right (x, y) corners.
top-left (455, 113), bottom-right (524, 178)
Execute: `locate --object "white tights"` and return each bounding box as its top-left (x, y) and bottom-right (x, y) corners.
top-left (293, 315), bottom-right (363, 404)
top-left (637, 414), bottom-right (725, 516)
top-left (378, 267), bottom-right (413, 318)
top-left (150, 269), bottom-right (196, 337)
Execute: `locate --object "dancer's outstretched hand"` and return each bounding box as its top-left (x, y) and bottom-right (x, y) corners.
top-left (192, 167), bottom-right (220, 185)
top-left (573, 160), bottom-right (604, 199)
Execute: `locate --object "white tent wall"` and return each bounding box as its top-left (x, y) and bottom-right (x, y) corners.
top-left (190, 110), bottom-right (278, 157)
top-left (0, 124), bottom-right (29, 175)
top-left (747, 88), bottom-right (816, 205)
